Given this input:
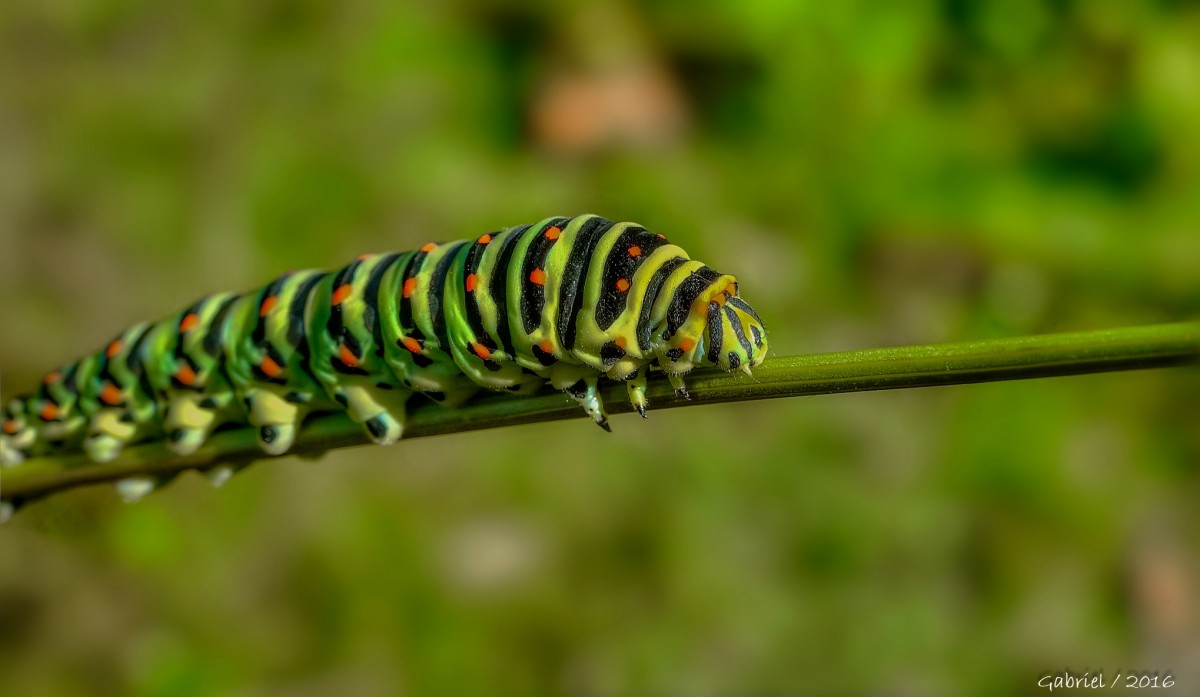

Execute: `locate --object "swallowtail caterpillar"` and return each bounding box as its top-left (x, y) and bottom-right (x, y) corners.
top-left (0, 215), bottom-right (768, 468)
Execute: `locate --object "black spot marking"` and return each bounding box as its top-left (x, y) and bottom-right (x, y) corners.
top-left (119, 411), bottom-right (136, 424)
top-left (375, 382), bottom-right (394, 390)
top-left (284, 392), bottom-right (307, 404)
top-left (334, 393), bottom-right (349, 407)
top-left (199, 397), bottom-right (219, 409)
top-left (332, 335), bottom-right (370, 376)
top-left (365, 416), bottom-right (390, 441)
top-left (260, 425), bottom-right (278, 444)
top-left (252, 346), bottom-right (290, 385)
top-left (532, 343), bottom-right (557, 366)
top-left (599, 341), bottom-right (626, 367)
top-left (666, 348), bottom-right (684, 362)
top-left (168, 429), bottom-right (185, 443)
top-left (727, 352), bottom-right (741, 370)
top-left (564, 379), bottom-right (588, 399)
top-left (751, 325), bottom-right (764, 349)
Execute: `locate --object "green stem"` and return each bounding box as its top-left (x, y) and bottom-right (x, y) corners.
top-left (3, 322), bottom-right (1197, 506)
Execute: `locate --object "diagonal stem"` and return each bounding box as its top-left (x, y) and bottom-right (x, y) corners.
top-left (2, 321), bottom-right (1197, 506)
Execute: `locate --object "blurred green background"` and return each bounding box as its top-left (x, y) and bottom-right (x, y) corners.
top-left (2, 1), bottom-right (1199, 695)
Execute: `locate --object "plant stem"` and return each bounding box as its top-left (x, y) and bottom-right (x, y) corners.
top-left (3, 322), bottom-right (1197, 506)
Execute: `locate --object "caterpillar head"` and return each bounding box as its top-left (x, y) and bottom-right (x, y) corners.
top-left (700, 290), bottom-right (767, 373)
top-left (656, 277), bottom-right (768, 375)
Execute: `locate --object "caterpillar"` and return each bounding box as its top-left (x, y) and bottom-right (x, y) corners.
top-left (0, 214), bottom-right (768, 468)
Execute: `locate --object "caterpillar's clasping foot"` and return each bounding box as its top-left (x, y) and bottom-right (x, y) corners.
top-left (166, 427), bottom-right (208, 456)
top-left (257, 423), bottom-right (295, 456)
top-left (625, 370), bottom-right (648, 418)
top-left (566, 377), bottom-right (611, 432)
top-left (85, 432), bottom-right (125, 463)
top-left (0, 440), bottom-right (24, 466)
top-left (362, 411), bottom-right (403, 446)
top-left (668, 373), bottom-right (690, 400)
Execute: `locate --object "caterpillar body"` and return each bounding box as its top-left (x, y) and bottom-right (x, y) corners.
top-left (0, 215), bottom-right (768, 467)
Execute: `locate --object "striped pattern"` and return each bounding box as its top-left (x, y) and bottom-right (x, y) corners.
top-left (0, 215), bottom-right (768, 467)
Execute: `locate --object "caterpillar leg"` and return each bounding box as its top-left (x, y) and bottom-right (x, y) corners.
top-left (625, 369), bottom-right (649, 418)
top-left (84, 411), bottom-right (143, 463)
top-left (245, 390), bottom-right (302, 456)
top-left (163, 394), bottom-right (236, 456)
top-left (564, 375), bottom-right (611, 432)
top-left (334, 382), bottom-right (410, 446)
top-left (115, 472), bottom-right (179, 503)
top-left (667, 373), bottom-right (690, 399)
top-left (0, 439), bottom-right (23, 466)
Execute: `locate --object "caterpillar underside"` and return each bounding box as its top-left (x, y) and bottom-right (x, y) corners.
top-left (1, 215), bottom-right (768, 474)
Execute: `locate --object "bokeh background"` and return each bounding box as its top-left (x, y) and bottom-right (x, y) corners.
top-left (2, 2), bottom-right (1199, 695)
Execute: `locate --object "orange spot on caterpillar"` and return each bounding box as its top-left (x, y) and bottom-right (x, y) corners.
top-left (100, 383), bottom-right (122, 406)
top-left (106, 340), bottom-right (123, 359)
top-left (679, 338), bottom-right (696, 353)
top-left (401, 336), bottom-right (422, 354)
top-left (471, 342), bottom-right (492, 360)
top-left (420, 242), bottom-right (438, 253)
top-left (545, 226), bottom-right (561, 241)
top-left (465, 273), bottom-right (478, 292)
top-left (260, 356), bottom-right (283, 379)
top-left (724, 283), bottom-right (737, 296)
top-left (615, 336), bottom-right (627, 349)
top-left (43, 371), bottom-right (61, 385)
top-left (357, 253), bottom-right (372, 261)
top-left (339, 345), bottom-right (359, 368)
top-left (332, 284), bottom-right (353, 305)
top-left (477, 233), bottom-right (492, 245)
top-left (615, 278), bottom-right (630, 292)
top-left (176, 364), bottom-right (197, 386)
top-left (403, 277), bottom-right (418, 298)
top-left (180, 313), bottom-right (200, 332)
top-left (656, 233), bottom-right (666, 240)
top-left (529, 268), bottom-right (546, 285)
top-left (538, 340), bottom-right (555, 355)
top-left (628, 246), bottom-right (641, 258)
top-left (39, 402), bottom-right (59, 421)
top-left (260, 296), bottom-right (278, 317)
top-left (714, 293), bottom-right (728, 306)
top-left (3, 420), bottom-right (16, 435)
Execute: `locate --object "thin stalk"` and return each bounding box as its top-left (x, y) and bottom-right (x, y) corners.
top-left (2, 322), bottom-right (1197, 506)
